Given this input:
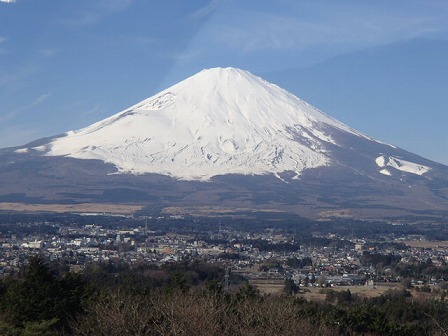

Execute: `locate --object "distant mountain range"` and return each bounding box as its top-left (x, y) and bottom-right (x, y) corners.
top-left (1, 67), bottom-right (448, 222)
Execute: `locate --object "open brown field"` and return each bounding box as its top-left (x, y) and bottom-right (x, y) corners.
top-left (0, 202), bottom-right (143, 214)
top-left (405, 240), bottom-right (448, 249)
top-left (250, 279), bottom-right (285, 295)
top-left (298, 283), bottom-right (400, 302)
top-left (251, 281), bottom-right (403, 300)
top-left (252, 281), bottom-right (445, 303)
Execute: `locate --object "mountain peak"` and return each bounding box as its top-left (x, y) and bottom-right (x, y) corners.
top-left (194, 67), bottom-right (265, 83)
top-left (198, 66), bottom-right (247, 74)
top-left (197, 66), bottom-right (253, 77)
top-left (14, 68), bottom-right (423, 182)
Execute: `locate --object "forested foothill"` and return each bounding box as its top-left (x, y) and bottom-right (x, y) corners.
top-left (0, 256), bottom-right (446, 335)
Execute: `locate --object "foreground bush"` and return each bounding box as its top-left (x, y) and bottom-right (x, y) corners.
top-left (72, 289), bottom-right (337, 336)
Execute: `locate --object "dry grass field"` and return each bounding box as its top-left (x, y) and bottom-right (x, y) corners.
top-left (404, 240), bottom-right (448, 249)
top-left (250, 279), bottom-right (285, 295)
top-left (251, 280), bottom-right (444, 303)
top-left (298, 283), bottom-right (400, 302)
top-left (251, 281), bottom-right (404, 300)
top-left (0, 202), bottom-right (143, 214)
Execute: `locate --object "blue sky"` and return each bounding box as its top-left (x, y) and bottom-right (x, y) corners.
top-left (1, 0), bottom-right (448, 164)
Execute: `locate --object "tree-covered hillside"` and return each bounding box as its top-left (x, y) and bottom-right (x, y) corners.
top-left (0, 256), bottom-right (447, 335)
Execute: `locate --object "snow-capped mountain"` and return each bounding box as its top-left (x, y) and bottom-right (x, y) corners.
top-left (44, 67), bottom-right (363, 180)
top-left (18, 68), bottom-right (428, 180)
top-left (1, 67), bottom-right (448, 220)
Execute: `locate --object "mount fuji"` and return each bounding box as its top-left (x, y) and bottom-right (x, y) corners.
top-left (1, 67), bottom-right (448, 221)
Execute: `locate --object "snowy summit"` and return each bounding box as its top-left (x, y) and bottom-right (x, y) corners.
top-left (29, 67), bottom-right (425, 181)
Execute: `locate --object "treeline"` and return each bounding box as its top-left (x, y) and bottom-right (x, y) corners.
top-left (361, 252), bottom-right (448, 280)
top-left (228, 236), bottom-right (353, 253)
top-left (0, 256), bottom-right (448, 335)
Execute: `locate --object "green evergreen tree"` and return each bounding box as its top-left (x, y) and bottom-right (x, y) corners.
top-left (2, 256), bottom-right (86, 332)
top-left (5, 256), bottom-right (59, 325)
top-left (283, 278), bottom-right (299, 295)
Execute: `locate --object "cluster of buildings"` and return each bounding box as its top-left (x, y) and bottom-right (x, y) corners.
top-left (0, 216), bottom-right (447, 289)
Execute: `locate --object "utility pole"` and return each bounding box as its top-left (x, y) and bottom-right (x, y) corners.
top-left (224, 266), bottom-right (231, 293)
top-left (145, 216), bottom-right (148, 236)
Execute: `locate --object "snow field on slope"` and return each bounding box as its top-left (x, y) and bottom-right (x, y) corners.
top-left (375, 154), bottom-right (430, 176)
top-left (43, 68), bottom-right (369, 180)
